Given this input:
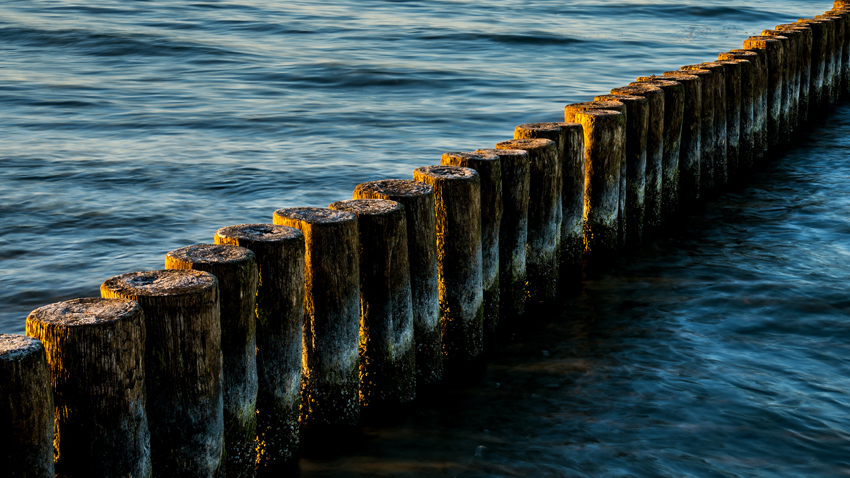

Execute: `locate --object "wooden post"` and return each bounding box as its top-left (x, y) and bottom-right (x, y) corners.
top-left (812, 15), bottom-right (837, 105)
top-left (575, 109), bottom-right (625, 268)
top-left (513, 123), bottom-right (584, 289)
top-left (565, 100), bottom-right (627, 249)
top-left (327, 199), bottom-right (415, 411)
top-left (271, 209), bottom-right (360, 436)
top-left (165, 244), bottom-right (258, 477)
top-left (828, 8), bottom-right (850, 99)
top-left (730, 48), bottom-right (769, 164)
top-left (775, 24), bottom-right (813, 126)
top-left (659, 72), bottom-right (702, 208)
top-left (717, 55), bottom-right (755, 179)
top-left (764, 29), bottom-right (801, 135)
top-left (352, 180), bottom-right (442, 392)
top-left (612, 84), bottom-right (665, 235)
top-left (411, 165), bottom-right (484, 375)
top-left (632, 78), bottom-right (684, 223)
top-left (101, 269), bottom-right (223, 477)
top-left (797, 19), bottom-right (829, 114)
top-left (714, 60), bottom-right (742, 185)
top-left (25, 298), bottom-right (149, 478)
top-left (694, 62), bottom-right (729, 190)
top-left (495, 138), bottom-right (561, 304)
top-left (743, 36), bottom-right (785, 150)
top-left (214, 224), bottom-right (304, 469)
top-left (816, 13), bottom-right (843, 104)
top-left (440, 152), bottom-right (503, 338)
top-left (473, 148), bottom-right (530, 324)
top-left (675, 68), bottom-right (714, 195)
top-left (0, 334), bottom-right (54, 478)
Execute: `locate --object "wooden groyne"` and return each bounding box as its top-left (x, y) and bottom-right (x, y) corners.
top-left (4, 3), bottom-right (850, 476)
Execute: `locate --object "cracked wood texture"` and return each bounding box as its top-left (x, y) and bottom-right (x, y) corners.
top-left (353, 179), bottom-right (442, 393)
top-left (796, 19), bottom-right (829, 114)
top-left (714, 60), bottom-right (742, 185)
top-left (814, 14), bottom-right (842, 104)
top-left (412, 165), bottom-right (484, 376)
top-left (475, 148), bottom-right (529, 325)
top-left (827, 8), bottom-right (850, 99)
top-left (100, 269), bottom-right (223, 478)
top-left (744, 36), bottom-right (785, 151)
top-left (165, 244), bottom-right (258, 478)
top-left (719, 53), bottom-right (757, 178)
top-left (660, 72), bottom-right (702, 208)
top-left (764, 29), bottom-right (802, 133)
top-left (272, 208), bottom-right (361, 437)
top-left (776, 24), bottom-right (813, 125)
top-left (759, 34), bottom-right (793, 143)
top-left (680, 66), bottom-right (719, 195)
top-left (215, 223), bottom-right (304, 471)
top-left (730, 48), bottom-right (768, 164)
top-left (0, 334), bottom-right (54, 478)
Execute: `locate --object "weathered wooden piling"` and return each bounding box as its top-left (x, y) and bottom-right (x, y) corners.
top-left (327, 199), bottom-right (415, 411)
top-left (828, 8), bottom-right (850, 98)
top-left (165, 244), bottom-right (258, 477)
top-left (717, 55), bottom-right (755, 179)
top-left (271, 209), bottom-right (360, 435)
top-left (632, 78), bottom-right (684, 223)
top-left (352, 180), bottom-right (442, 391)
top-left (494, 138), bottom-right (561, 304)
top-left (513, 123), bottom-right (584, 288)
top-left (811, 15), bottom-right (837, 105)
top-left (575, 109), bottom-right (625, 267)
top-left (566, 100), bottom-right (627, 249)
top-left (214, 224), bottom-right (304, 468)
top-left (797, 18), bottom-right (829, 113)
top-left (693, 62), bottom-right (729, 189)
top-left (25, 298), bottom-right (149, 478)
top-left (659, 72), bottom-right (702, 208)
top-left (714, 60), bottom-right (742, 184)
top-left (0, 334), bottom-right (54, 478)
top-left (743, 36), bottom-right (785, 150)
top-left (441, 152), bottom-right (502, 336)
top-left (775, 24), bottom-right (813, 125)
top-left (412, 165), bottom-right (484, 374)
top-left (473, 148), bottom-right (529, 323)
top-left (730, 48), bottom-right (769, 163)
top-left (815, 13), bottom-right (843, 104)
top-left (612, 84), bottom-right (665, 235)
top-left (675, 68), bottom-right (715, 194)
top-left (764, 29), bottom-right (801, 134)
top-left (101, 269), bottom-right (223, 477)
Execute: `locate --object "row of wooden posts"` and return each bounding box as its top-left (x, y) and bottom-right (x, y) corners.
top-left (4, 2), bottom-right (850, 477)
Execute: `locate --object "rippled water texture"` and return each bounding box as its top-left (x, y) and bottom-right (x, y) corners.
top-left (2, 0), bottom-right (849, 476)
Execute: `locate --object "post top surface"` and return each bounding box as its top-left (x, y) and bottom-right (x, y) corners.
top-left (167, 244), bottom-right (255, 265)
top-left (474, 148), bottom-right (529, 159)
top-left (102, 269), bottom-right (217, 297)
top-left (354, 179), bottom-right (433, 198)
top-left (515, 122), bottom-right (561, 133)
top-left (658, 72), bottom-right (701, 82)
top-left (329, 198), bottom-right (403, 216)
top-left (495, 138), bottom-right (556, 151)
top-left (413, 165), bottom-right (479, 181)
top-left (574, 109), bottom-right (623, 119)
top-left (596, 94), bottom-right (646, 103)
top-left (565, 100), bottom-right (623, 111)
top-left (27, 298), bottom-right (140, 327)
top-left (441, 151), bottom-right (499, 163)
top-left (631, 79), bottom-right (682, 89)
top-left (216, 223), bottom-right (303, 243)
top-left (724, 50), bottom-right (758, 57)
top-left (273, 207), bottom-right (357, 225)
top-left (611, 84), bottom-right (662, 97)
top-left (0, 334), bottom-right (43, 361)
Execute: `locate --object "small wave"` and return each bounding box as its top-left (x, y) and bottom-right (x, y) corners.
top-left (420, 31), bottom-right (582, 46)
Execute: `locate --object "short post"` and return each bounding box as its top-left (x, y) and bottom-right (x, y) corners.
top-left (165, 244), bottom-right (259, 477)
top-left (730, 48), bottom-right (769, 163)
top-left (352, 180), bottom-right (443, 392)
top-left (412, 166), bottom-right (484, 375)
top-left (473, 148), bottom-right (530, 324)
top-left (271, 209), bottom-right (360, 436)
top-left (101, 269), bottom-right (223, 477)
top-left (214, 224), bottom-right (305, 469)
top-left (612, 84), bottom-right (665, 235)
top-left (674, 68), bottom-right (714, 195)
top-left (566, 100), bottom-right (627, 249)
top-left (25, 298), bottom-right (150, 478)
top-left (513, 123), bottom-right (585, 289)
top-left (743, 36), bottom-right (785, 150)
top-left (797, 19), bottom-right (829, 113)
top-left (575, 109), bottom-right (624, 268)
top-left (715, 60), bottom-right (742, 184)
top-left (327, 199), bottom-right (415, 412)
top-left (0, 334), bottom-right (54, 478)
top-left (441, 152), bottom-right (502, 338)
top-left (775, 24), bottom-right (813, 126)
top-left (495, 138), bottom-right (562, 304)
top-left (717, 54), bottom-right (756, 179)
top-left (632, 78), bottom-right (685, 223)
top-left (659, 72), bottom-right (703, 208)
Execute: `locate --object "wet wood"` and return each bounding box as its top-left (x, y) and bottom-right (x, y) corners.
top-left (731, 48), bottom-right (769, 164)
top-left (828, 8), bottom-right (850, 99)
top-left (714, 60), bottom-right (742, 184)
top-left (696, 62), bottom-right (729, 190)
top-left (775, 24), bottom-right (813, 126)
top-left (0, 334), bottom-right (55, 478)
top-left (797, 19), bottom-right (829, 113)
top-left (101, 269), bottom-right (223, 477)
top-left (660, 72), bottom-right (703, 208)
top-left (815, 14), bottom-right (842, 104)
top-left (763, 30), bottom-right (799, 138)
top-left (717, 55), bottom-right (755, 179)
top-left (682, 65), bottom-right (723, 193)
top-left (743, 36), bottom-right (785, 151)
top-left (165, 244), bottom-right (258, 478)
top-left (353, 180), bottom-right (442, 392)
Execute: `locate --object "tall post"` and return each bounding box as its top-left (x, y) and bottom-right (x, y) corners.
top-left (828, 8), bottom-right (850, 99)
top-left (674, 68), bottom-right (714, 196)
top-left (775, 24), bottom-right (813, 126)
top-left (715, 60), bottom-right (742, 185)
top-left (730, 48), bottom-right (769, 164)
top-left (743, 36), bottom-right (785, 151)
top-left (797, 19), bottom-right (829, 114)
top-left (696, 62), bottom-right (729, 190)
top-left (659, 72), bottom-right (703, 209)
top-left (717, 55), bottom-right (755, 180)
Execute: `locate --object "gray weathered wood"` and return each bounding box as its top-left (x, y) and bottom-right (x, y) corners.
top-left (815, 14), bottom-right (842, 104)
top-left (101, 269), bottom-right (223, 478)
top-left (764, 29), bottom-right (802, 134)
top-left (660, 72), bottom-right (703, 208)
top-left (827, 8), bottom-right (850, 99)
top-left (714, 60), bottom-right (742, 184)
top-left (730, 48), bottom-right (769, 164)
top-left (776, 24), bottom-right (813, 125)
top-left (744, 36), bottom-right (785, 151)
top-left (695, 62), bottom-right (729, 190)
top-left (680, 66), bottom-right (718, 194)
top-left (0, 334), bottom-right (55, 478)
top-left (717, 55), bottom-right (755, 180)
top-left (760, 33), bottom-right (793, 143)
top-left (797, 19), bottom-right (829, 114)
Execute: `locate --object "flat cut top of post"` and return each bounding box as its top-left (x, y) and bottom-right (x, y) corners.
top-left (0, 334), bottom-right (44, 361)
top-left (575, 109), bottom-right (622, 119)
top-left (354, 179), bottom-right (433, 198)
top-left (720, 51), bottom-right (758, 60)
top-left (413, 165), bottom-right (478, 181)
top-left (474, 148), bottom-right (529, 160)
top-left (167, 244), bottom-right (255, 265)
top-left (566, 100), bottom-right (623, 111)
top-left (658, 72), bottom-right (700, 82)
top-left (515, 123), bottom-right (560, 134)
top-left (762, 30), bottom-right (794, 39)
top-left (441, 151), bottom-right (499, 163)
top-left (631, 79), bottom-right (680, 89)
top-left (776, 23), bottom-right (811, 31)
top-left (716, 59), bottom-right (747, 67)
top-left (745, 36), bottom-right (784, 46)
top-left (595, 94), bottom-right (646, 104)
top-left (612, 84), bottom-right (662, 97)
top-left (815, 14), bottom-right (842, 20)
top-left (216, 223), bottom-right (302, 243)
top-left (26, 298), bottom-right (140, 327)
top-left (102, 269), bottom-right (217, 297)
top-left (273, 207), bottom-right (356, 225)
top-left (678, 67), bottom-right (712, 77)
top-left (496, 138), bottom-right (555, 152)
top-left (329, 198), bottom-right (403, 216)
top-left (797, 18), bottom-right (826, 24)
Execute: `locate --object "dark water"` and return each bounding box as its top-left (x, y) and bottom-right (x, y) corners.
top-left (3, 0), bottom-right (849, 475)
